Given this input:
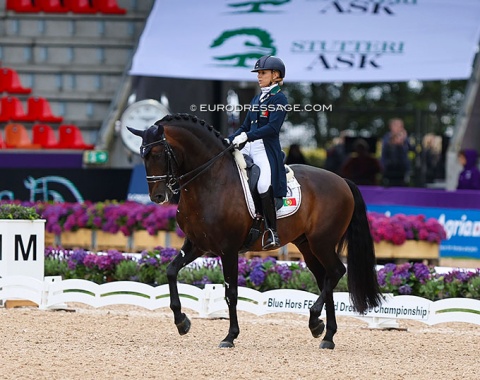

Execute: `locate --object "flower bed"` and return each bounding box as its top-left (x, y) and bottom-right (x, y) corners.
top-left (44, 247), bottom-right (480, 300)
top-left (2, 200), bottom-right (180, 237)
top-left (368, 212), bottom-right (446, 245)
top-left (2, 201), bottom-right (446, 247)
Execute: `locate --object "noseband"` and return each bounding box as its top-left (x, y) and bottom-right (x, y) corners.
top-left (141, 137), bottom-right (179, 193)
top-left (141, 136), bottom-right (234, 194)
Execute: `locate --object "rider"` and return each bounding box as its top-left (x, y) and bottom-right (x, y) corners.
top-left (228, 55), bottom-right (288, 250)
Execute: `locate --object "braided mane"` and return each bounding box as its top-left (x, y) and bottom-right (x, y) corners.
top-left (158, 113), bottom-right (224, 140)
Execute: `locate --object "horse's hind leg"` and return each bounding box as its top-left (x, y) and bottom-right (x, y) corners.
top-left (166, 238), bottom-right (203, 335)
top-left (317, 274), bottom-right (343, 349)
top-left (297, 238), bottom-right (346, 349)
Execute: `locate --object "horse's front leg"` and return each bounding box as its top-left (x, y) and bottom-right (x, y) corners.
top-left (219, 253), bottom-right (240, 348)
top-left (166, 238), bottom-right (202, 335)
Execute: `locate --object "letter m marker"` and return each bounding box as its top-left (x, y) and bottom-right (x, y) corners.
top-left (14, 235), bottom-right (37, 261)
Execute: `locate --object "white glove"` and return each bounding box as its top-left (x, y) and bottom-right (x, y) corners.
top-left (232, 132), bottom-right (248, 148)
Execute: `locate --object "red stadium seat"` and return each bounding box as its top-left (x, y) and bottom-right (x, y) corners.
top-left (0, 96), bottom-right (29, 122)
top-left (6, 0), bottom-right (42, 12)
top-left (94, 0), bottom-right (126, 14)
top-left (5, 0), bottom-right (16, 11)
top-left (4, 123), bottom-right (41, 149)
top-left (39, 0), bottom-right (71, 13)
top-left (57, 124), bottom-right (95, 149)
top-left (32, 123), bottom-right (60, 149)
top-left (0, 130), bottom-right (5, 149)
top-left (69, 0), bottom-right (97, 13)
top-left (24, 96), bottom-right (64, 123)
top-left (0, 68), bottom-right (32, 94)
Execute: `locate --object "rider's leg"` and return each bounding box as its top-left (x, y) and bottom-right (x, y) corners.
top-left (251, 140), bottom-right (280, 250)
top-left (259, 187), bottom-right (280, 249)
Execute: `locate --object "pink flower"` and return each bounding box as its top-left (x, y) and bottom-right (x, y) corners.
top-left (367, 212), bottom-right (446, 245)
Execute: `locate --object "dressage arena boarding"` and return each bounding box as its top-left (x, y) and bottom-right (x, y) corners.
top-left (0, 274), bottom-right (479, 380)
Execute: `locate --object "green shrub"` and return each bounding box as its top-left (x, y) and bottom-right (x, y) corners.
top-left (114, 260), bottom-right (139, 281)
top-left (0, 204), bottom-right (40, 220)
top-left (44, 258), bottom-right (68, 277)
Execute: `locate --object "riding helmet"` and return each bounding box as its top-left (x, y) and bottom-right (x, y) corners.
top-left (251, 55), bottom-right (286, 78)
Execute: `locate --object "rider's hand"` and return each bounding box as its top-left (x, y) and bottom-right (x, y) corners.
top-left (232, 132), bottom-right (248, 148)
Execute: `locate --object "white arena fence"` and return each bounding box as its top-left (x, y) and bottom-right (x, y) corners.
top-left (0, 276), bottom-right (479, 329)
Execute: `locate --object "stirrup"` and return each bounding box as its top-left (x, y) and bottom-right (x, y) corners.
top-left (262, 229), bottom-right (280, 250)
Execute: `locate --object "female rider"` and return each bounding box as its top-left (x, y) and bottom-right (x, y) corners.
top-left (228, 55), bottom-right (288, 250)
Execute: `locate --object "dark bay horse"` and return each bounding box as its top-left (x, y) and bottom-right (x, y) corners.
top-left (128, 113), bottom-right (382, 349)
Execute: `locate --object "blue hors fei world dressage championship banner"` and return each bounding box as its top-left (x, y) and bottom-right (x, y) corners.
top-left (130, 0), bottom-right (480, 83)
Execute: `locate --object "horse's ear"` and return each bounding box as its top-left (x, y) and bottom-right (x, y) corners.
top-left (153, 122), bottom-right (165, 135)
top-left (127, 126), bottom-right (144, 137)
top-left (154, 123), bottom-right (164, 134)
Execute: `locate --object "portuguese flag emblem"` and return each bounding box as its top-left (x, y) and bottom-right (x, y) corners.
top-left (283, 197), bottom-right (297, 207)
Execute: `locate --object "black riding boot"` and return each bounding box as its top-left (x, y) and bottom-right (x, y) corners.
top-left (260, 189), bottom-right (281, 250)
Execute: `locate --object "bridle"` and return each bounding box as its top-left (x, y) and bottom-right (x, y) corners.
top-left (141, 136), bottom-right (234, 195)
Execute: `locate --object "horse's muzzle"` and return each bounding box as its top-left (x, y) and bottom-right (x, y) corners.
top-left (150, 192), bottom-right (169, 204)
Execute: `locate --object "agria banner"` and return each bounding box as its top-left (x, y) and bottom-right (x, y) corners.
top-left (130, 0), bottom-right (480, 83)
top-left (367, 205), bottom-right (480, 259)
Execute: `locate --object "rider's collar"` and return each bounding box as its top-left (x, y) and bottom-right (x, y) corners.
top-left (260, 84), bottom-right (280, 101)
top-left (270, 84), bottom-right (281, 95)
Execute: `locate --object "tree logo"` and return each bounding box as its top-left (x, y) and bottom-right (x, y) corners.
top-left (210, 28), bottom-right (276, 68)
top-left (227, 0), bottom-right (290, 13)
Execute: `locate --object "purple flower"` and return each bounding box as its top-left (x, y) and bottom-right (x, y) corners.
top-left (160, 247), bottom-right (177, 264)
top-left (394, 263), bottom-right (412, 279)
top-left (377, 270), bottom-right (387, 287)
top-left (238, 257), bottom-right (249, 276)
top-left (238, 275), bottom-right (247, 287)
top-left (398, 284), bottom-right (412, 295)
top-left (275, 264), bottom-right (293, 282)
top-left (444, 270), bottom-right (470, 283)
top-left (384, 263), bottom-right (397, 273)
top-left (147, 257), bottom-right (158, 266)
top-left (250, 265), bottom-right (266, 287)
top-left (390, 274), bottom-right (403, 286)
top-left (413, 262), bottom-right (430, 283)
top-left (67, 249), bottom-right (88, 270)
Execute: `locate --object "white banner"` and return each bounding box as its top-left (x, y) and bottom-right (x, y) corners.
top-left (130, 0), bottom-right (480, 83)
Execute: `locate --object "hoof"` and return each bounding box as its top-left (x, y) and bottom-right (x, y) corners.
top-left (320, 340), bottom-right (335, 350)
top-left (310, 319), bottom-right (325, 338)
top-left (176, 314), bottom-right (191, 336)
top-left (218, 341), bottom-right (235, 348)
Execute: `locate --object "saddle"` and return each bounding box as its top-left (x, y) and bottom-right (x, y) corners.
top-left (237, 153), bottom-right (301, 251)
top-left (243, 154), bottom-right (286, 212)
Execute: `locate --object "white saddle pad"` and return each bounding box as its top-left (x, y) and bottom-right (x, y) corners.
top-left (236, 162), bottom-right (302, 219)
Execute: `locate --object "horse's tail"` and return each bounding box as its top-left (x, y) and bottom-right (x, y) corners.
top-left (343, 179), bottom-right (383, 314)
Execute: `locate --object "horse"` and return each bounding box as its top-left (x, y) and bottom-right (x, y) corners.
top-left (128, 113), bottom-right (382, 350)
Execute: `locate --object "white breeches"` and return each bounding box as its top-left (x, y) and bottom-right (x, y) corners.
top-left (240, 140), bottom-right (271, 194)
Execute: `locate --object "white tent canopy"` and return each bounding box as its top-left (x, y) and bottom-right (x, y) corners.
top-left (130, 0), bottom-right (480, 83)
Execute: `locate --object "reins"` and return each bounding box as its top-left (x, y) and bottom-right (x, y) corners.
top-left (143, 137), bottom-right (234, 194)
top-left (176, 144), bottom-right (234, 190)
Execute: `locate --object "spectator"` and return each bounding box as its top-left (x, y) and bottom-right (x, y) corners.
top-left (325, 132), bottom-right (346, 174)
top-left (422, 133), bottom-right (442, 184)
top-left (457, 149), bottom-right (480, 190)
top-left (381, 118), bottom-right (411, 186)
top-left (286, 143), bottom-right (307, 165)
top-left (381, 132), bottom-right (410, 186)
top-left (341, 138), bottom-right (382, 186)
